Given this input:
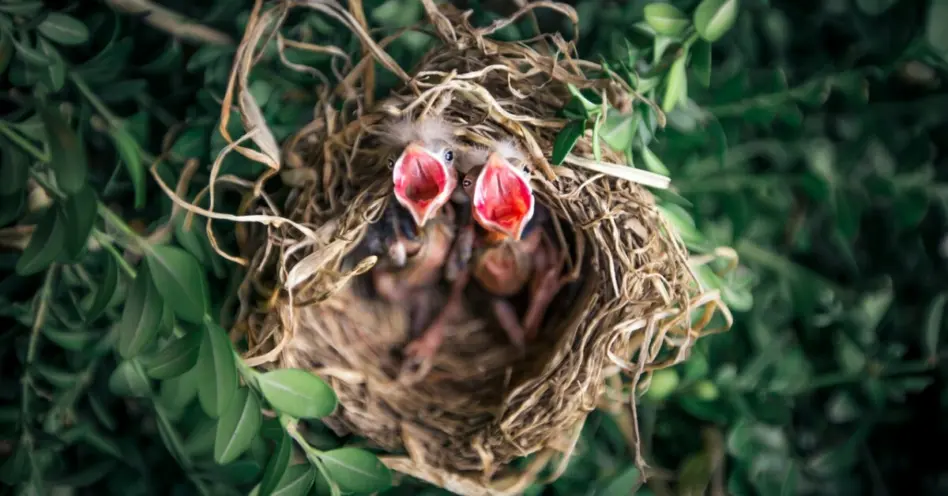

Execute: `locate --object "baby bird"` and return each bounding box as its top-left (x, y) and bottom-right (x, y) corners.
top-left (385, 116), bottom-right (459, 231)
top-left (459, 142), bottom-right (569, 349)
top-left (365, 117), bottom-right (464, 363)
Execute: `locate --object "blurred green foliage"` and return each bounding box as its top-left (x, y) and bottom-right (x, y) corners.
top-left (1, 0), bottom-right (947, 495)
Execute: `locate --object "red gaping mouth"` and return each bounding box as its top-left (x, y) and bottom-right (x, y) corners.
top-left (472, 153), bottom-right (535, 239)
top-left (393, 143), bottom-right (450, 226)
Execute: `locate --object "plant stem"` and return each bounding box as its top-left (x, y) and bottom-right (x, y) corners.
top-left (21, 266), bottom-right (56, 422)
top-left (0, 121), bottom-right (48, 162)
top-left (279, 414), bottom-right (341, 496)
top-left (19, 265), bottom-right (57, 493)
top-left (93, 230), bottom-right (138, 277)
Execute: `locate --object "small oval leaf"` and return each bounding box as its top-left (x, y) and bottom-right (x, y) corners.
top-left (694, 0), bottom-right (740, 43)
top-left (16, 207), bottom-right (65, 275)
top-left (85, 254), bottom-right (119, 322)
top-left (923, 292), bottom-right (947, 361)
top-left (270, 464), bottom-right (316, 496)
top-left (38, 13), bottom-right (90, 46)
top-left (644, 4), bottom-right (689, 36)
top-left (551, 120), bottom-right (586, 165)
top-left (641, 146), bottom-right (671, 175)
top-left (40, 104), bottom-right (88, 195)
top-left (42, 327), bottom-right (99, 351)
top-left (600, 111), bottom-right (637, 152)
top-left (59, 185), bottom-right (98, 262)
top-left (108, 127), bottom-right (146, 209)
top-left (214, 388), bottom-right (263, 465)
top-left (117, 265), bottom-right (166, 359)
top-left (662, 56), bottom-right (688, 113)
top-left (197, 322), bottom-right (239, 417)
top-left (142, 331), bottom-right (202, 379)
top-left (319, 448), bottom-right (393, 494)
top-left (108, 360), bottom-right (150, 398)
top-left (145, 245), bottom-right (208, 324)
top-left (258, 432), bottom-right (293, 496)
top-left (256, 369), bottom-right (336, 419)
top-left (692, 40), bottom-right (712, 87)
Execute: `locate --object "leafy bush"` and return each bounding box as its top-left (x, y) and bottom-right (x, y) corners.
top-left (2, 0), bottom-right (946, 495)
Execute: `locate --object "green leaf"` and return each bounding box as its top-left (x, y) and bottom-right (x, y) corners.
top-left (59, 185), bottom-right (98, 261)
top-left (923, 293), bottom-right (947, 360)
top-left (693, 0), bottom-right (739, 43)
top-left (89, 394), bottom-right (117, 431)
top-left (662, 56), bottom-right (687, 113)
top-left (657, 203), bottom-right (707, 249)
top-left (644, 4), bottom-right (689, 36)
top-left (16, 206), bottom-right (64, 275)
top-left (108, 360), bottom-right (151, 397)
top-left (40, 104), bottom-right (88, 195)
top-left (198, 321), bottom-right (239, 417)
top-left (10, 37), bottom-right (54, 66)
top-left (214, 388), bottom-right (263, 465)
top-left (108, 127), bottom-right (146, 209)
top-left (856, 0), bottom-right (898, 15)
top-left (270, 464), bottom-right (316, 496)
top-left (927, 0), bottom-right (948, 63)
top-left (641, 146), bottom-right (671, 175)
top-left (256, 369), bottom-right (336, 419)
top-left (184, 418), bottom-right (218, 457)
top-left (0, 1), bottom-right (43, 16)
top-left (142, 331), bottom-right (202, 379)
top-left (49, 459), bottom-right (117, 487)
top-left (160, 367), bottom-right (200, 412)
top-left (117, 264), bottom-right (166, 359)
top-left (592, 113), bottom-right (603, 162)
top-left (644, 368), bottom-right (679, 400)
top-left (259, 432), bottom-right (293, 496)
top-left (86, 254), bottom-right (119, 322)
top-left (0, 139), bottom-right (29, 195)
top-left (320, 447), bottom-right (392, 494)
top-left (692, 40), bottom-right (712, 87)
top-left (0, 444), bottom-right (30, 485)
top-left (551, 120), bottom-right (586, 165)
top-left (600, 111), bottom-right (637, 152)
top-left (597, 466), bottom-right (641, 496)
top-left (145, 245), bottom-right (209, 324)
top-left (34, 363), bottom-right (76, 389)
top-left (677, 452), bottom-right (713, 496)
top-left (36, 39), bottom-right (65, 92)
top-left (42, 327), bottom-right (99, 351)
top-left (38, 13), bottom-right (90, 46)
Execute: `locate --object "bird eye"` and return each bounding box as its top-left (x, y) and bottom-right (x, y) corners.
top-left (386, 157), bottom-right (395, 169)
top-left (443, 150), bottom-right (454, 162)
top-left (462, 178), bottom-right (472, 188)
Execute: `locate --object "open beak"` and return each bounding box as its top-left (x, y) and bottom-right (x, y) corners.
top-left (392, 142), bottom-right (456, 227)
top-left (471, 152), bottom-right (535, 241)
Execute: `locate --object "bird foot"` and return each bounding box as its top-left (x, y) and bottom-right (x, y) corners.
top-left (523, 252), bottom-right (570, 341)
top-left (398, 328), bottom-right (444, 383)
top-left (491, 298), bottom-right (527, 353)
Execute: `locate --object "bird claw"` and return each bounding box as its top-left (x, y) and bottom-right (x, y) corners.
top-left (398, 328), bottom-right (443, 383)
top-left (491, 298), bottom-right (527, 350)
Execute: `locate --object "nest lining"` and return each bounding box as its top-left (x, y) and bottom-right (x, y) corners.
top-left (174, 1), bottom-right (735, 494)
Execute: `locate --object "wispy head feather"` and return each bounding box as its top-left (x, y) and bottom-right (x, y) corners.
top-left (379, 116), bottom-right (457, 149)
top-left (492, 138), bottom-right (528, 168)
top-left (458, 145), bottom-right (490, 173)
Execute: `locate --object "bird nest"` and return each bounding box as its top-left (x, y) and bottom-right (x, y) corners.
top-left (190, 1), bottom-right (732, 495)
